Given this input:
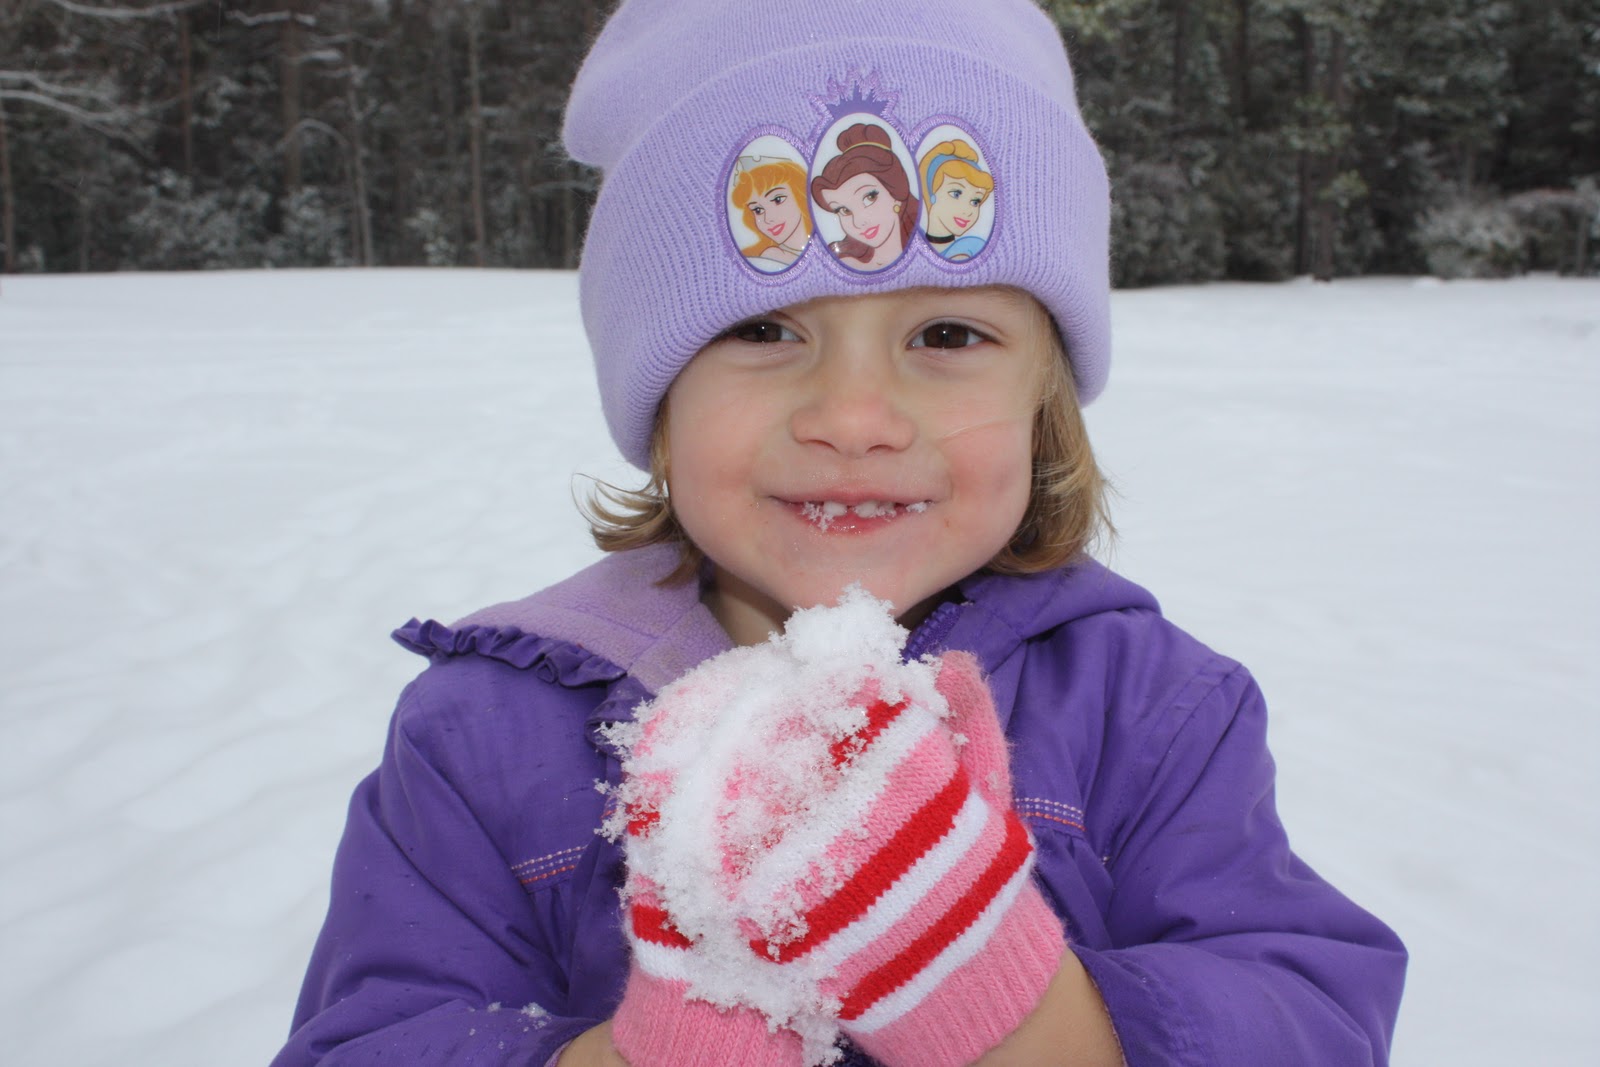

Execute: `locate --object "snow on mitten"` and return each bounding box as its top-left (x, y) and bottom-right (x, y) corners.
top-left (610, 756), bottom-right (803, 1067)
top-left (611, 878), bottom-right (805, 1065)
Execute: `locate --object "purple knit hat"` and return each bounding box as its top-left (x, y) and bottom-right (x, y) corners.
top-left (564, 0), bottom-right (1111, 469)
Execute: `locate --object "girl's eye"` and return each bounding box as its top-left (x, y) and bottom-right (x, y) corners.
top-left (726, 320), bottom-right (799, 344)
top-left (752, 206), bottom-right (765, 216)
top-left (864, 190), bottom-right (878, 205)
top-left (771, 194), bottom-right (786, 204)
top-left (969, 195), bottom-right (983, 207)
top-left (835, 206), bottom-right (851, 217)
top-left (911, 322), bottom-right (987, 349)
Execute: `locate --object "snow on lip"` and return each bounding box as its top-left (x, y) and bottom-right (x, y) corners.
top-left (783, 497), bottom-right (932, 530)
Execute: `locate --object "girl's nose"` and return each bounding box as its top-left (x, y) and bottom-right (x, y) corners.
top-left (789, 353), bottom-right (916, 457)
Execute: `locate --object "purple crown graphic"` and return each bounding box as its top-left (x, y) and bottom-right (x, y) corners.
top-left (808, 71), bottom-right (901, 130)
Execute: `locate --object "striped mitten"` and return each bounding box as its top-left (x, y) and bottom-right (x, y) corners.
top-left (609, 644), bottom-right (1063, 1067)
top-left (767, 651), bottom-right (1066, 1067)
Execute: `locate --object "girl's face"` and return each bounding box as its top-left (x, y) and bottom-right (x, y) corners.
top-left (666, 286), bottom-right (1047, 646)
top-left (820, 173), bottom-right (902, 248)
top-left (749, 183), bottom-right (803, 245)
top-left (927, 175), bottom-right (988, 237)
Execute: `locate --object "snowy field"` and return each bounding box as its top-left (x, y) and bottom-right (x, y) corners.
top-left (1, 269), bottom-right (1595, 1066)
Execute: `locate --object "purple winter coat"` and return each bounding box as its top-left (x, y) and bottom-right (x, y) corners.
top-left (275, 545), bottom-right (1405, 1065)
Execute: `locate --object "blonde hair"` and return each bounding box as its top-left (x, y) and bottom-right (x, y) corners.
top-left (580, 298), bottom-right (1112, 585)
top-left (730, 158), bottom-right (813, 258)
top-left (920, 139), bottom-right (994, 203)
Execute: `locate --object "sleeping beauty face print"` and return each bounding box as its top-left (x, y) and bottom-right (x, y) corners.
top-left (726, 136), bottom-right (812, 274)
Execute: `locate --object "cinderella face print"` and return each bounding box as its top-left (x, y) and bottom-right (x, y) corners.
top-left (915, 128), bottom-right (995, 264)
top-left (926, 176), bottom-right (987, 240)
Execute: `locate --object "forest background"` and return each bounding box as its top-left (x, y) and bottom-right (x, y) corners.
top-left (2, 0), bottom-right (1598, 286)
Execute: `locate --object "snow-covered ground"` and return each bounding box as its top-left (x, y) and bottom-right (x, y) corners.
top-left (1, 269), bottom-right (1595, 1065)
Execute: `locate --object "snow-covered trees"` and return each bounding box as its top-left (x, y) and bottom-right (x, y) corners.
top-left (1046, 0), bottom-right (1598, 283)
top-left (2, 0), bottom-right (600, 273)
top-left (1, 0), bottom-right (1595, 278)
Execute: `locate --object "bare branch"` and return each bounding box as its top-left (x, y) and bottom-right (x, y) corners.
top-left (38, 0), bottom-right (209, 20)
top-left (0, 71), bottom-right (118, 104)
top-left (283, 116), bottom-right (349, 153)
top-left (0, 89), bottom-right (143, 144)
top-left (227, 9), bottom-right (316, 30)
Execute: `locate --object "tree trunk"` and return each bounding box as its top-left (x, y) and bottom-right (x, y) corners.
top-left (1575, 212), bottom-right (1589, 277)
top-left (1312, 28), bottom-right (1348, 282)
top-left (563, 173), bottom-right (579, 269)
top-left (467, 5), bottom-right (487, 267)
top-left (1172, 0), bottom-right (1191, 130)
top-left (281, 2), bottom-right (303, 195)
top-left (435, 18), bottom-right (464, 260)
top-left (1233, 0), bottom-right (1252, 124)
top-left (78, 182), bottom-right (91, 273)
top-left (515, 146), bottom-right (532, 266)
top-left (0, 101), bottom-right (14, 274)
top-left (179, 12), bottom-right (194, 178)
top-left (1295, 14), bottom-right (1315, 276)
top-left (345, 69), bottom-right (374, 266)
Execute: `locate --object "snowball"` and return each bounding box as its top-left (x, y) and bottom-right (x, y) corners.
top-left (603, 585), bottom-right (950, 1066)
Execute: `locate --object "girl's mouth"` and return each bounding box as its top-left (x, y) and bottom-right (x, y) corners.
top-left (770, 221), bottom-right (787, 237)
top-left (954, 217), bottom-right (972, 229)
top-left (861, 224), bottom-right (881, 241)
top-left (793, 499), bottom-right (930, 531)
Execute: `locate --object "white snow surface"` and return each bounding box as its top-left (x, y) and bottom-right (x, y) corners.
top-left (0, 269), bottom-right (1595, 1065)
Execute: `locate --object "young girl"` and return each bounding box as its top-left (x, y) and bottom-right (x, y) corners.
top-left (274, 1), bottom-right (1406, 1065)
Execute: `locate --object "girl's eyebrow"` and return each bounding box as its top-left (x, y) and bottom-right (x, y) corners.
top-left (937, 286), bottom-right (1030, 315)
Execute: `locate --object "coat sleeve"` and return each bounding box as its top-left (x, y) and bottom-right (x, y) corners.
top-left (271, 674), bottom-right (607, 1066)
top-left (1070, 661), bottom-right (1407, 1066)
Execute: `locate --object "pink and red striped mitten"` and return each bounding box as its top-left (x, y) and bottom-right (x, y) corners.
top-left (610, 650), bottom-right (1065, 1067)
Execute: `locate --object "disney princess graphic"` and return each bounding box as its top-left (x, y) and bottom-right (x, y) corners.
top-left (919, 138), bottom-right (993, 262)
top-left (730, 154), bottom-right (812, 270)
top-left (810, 122), bottom-right (920, 272)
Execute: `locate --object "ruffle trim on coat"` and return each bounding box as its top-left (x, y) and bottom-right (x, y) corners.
top-left (392, 618), bottom-right (628, 688)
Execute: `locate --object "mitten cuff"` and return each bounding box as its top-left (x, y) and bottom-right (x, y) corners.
top-left (846, 882), bottom-right (1065, 1067)
top-left (612, 965), bottom-right (803, 1067)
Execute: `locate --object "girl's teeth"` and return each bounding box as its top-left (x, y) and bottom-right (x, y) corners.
top-left (817, 500), bottom-right (894, 517)
top-left (799, 499), bottom-right (928, 527)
